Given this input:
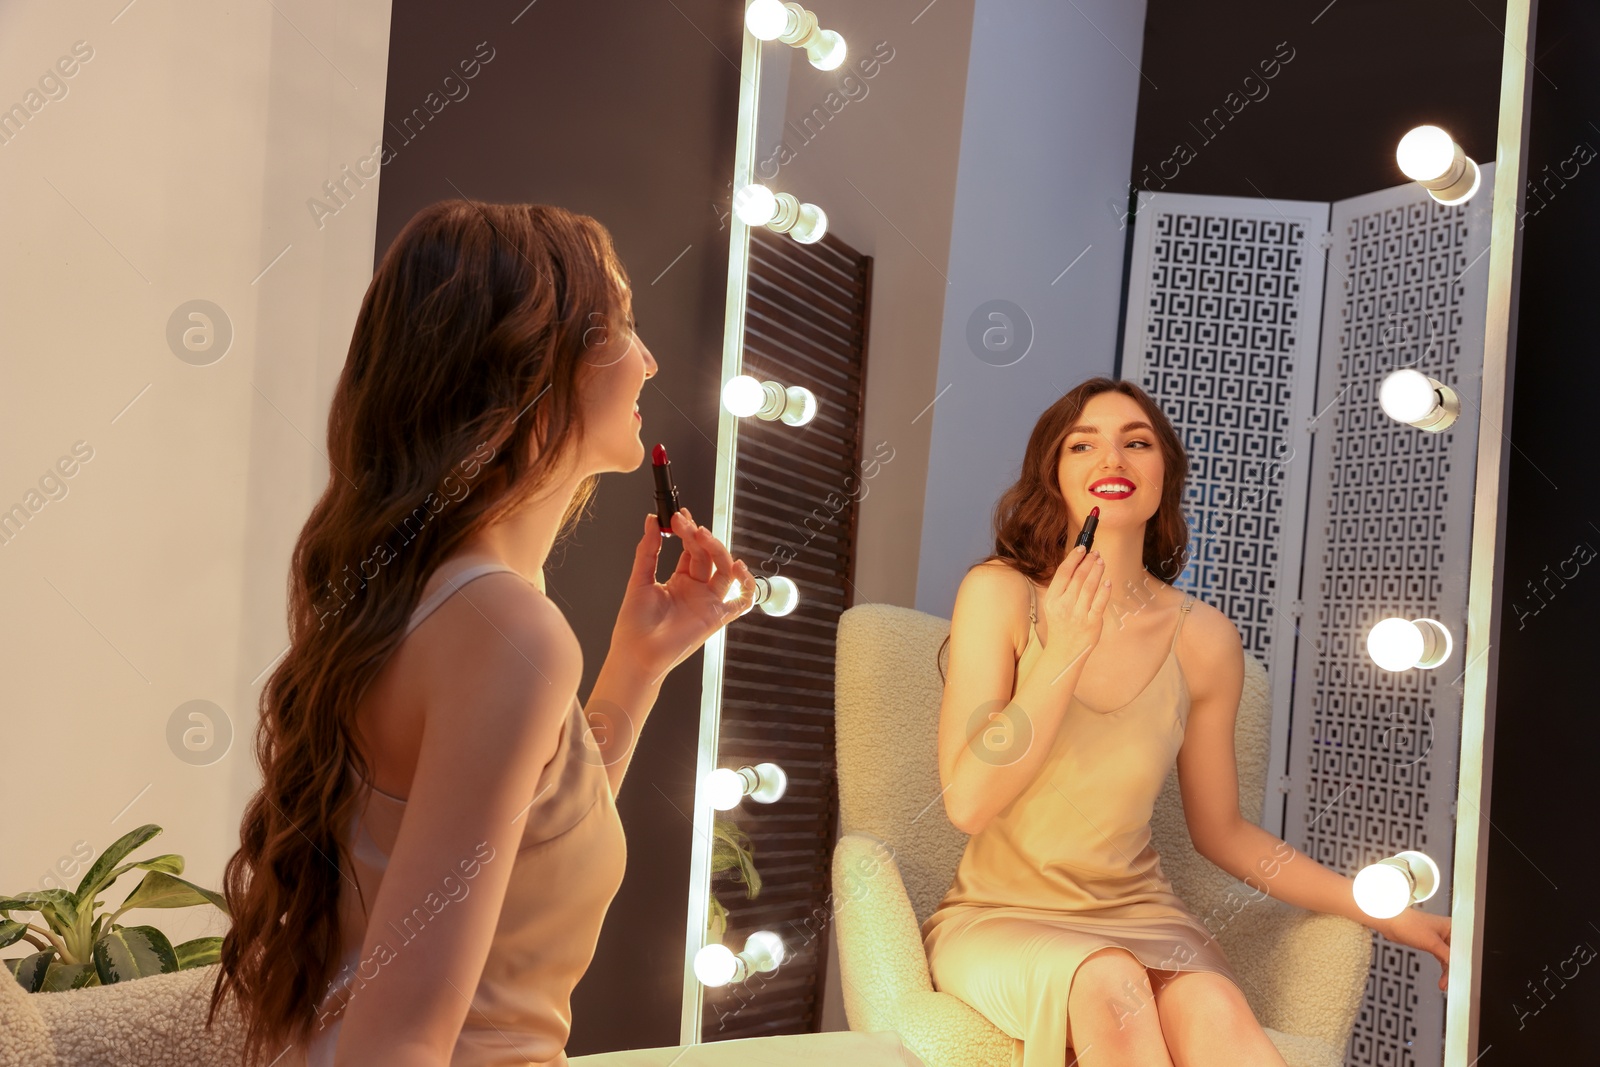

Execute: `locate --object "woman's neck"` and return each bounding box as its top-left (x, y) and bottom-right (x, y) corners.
top-left (1063, 517), bottom-right (1170, 630)
top-left (453, 474), bottom-right (584, 595)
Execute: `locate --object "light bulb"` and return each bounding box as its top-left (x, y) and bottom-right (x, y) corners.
top-left (1353, 861), bottom-right (1413, 919)
top-left (808, 29), bottom-right (847, 71)
top-left (1396, 125), bottom-right (1456, 182)
top-left (781, 385), bottom-right (818, 425)
top-left (756, 574), bottom-right (799, 616)
top-left (790, 203), bottom-right (828, 244)
top-left (748, 762), bottom-right (788, 803)
top-left (734, 184), bottom-right (778, 226)
top-left (694, 943), bottom-right (738, 987)
top-left (706, 767), bottom-right (746, 810)
top-left (1354, 850), bottom-right (1441, 920)
top-left (1395, 125), bottom-right (1480, 204)
top-left (744, 0), bottom-right (792, 40)
top-left (1367, 617), bottom-right (1453, 671)
top-left (722, 374), bottom-right (766, 417)
top-left (1367, 617), bottom-right (1424, 671)
top-left (746, 930), bottom-right (787, 969)
top-left (1378, 369), bottom-right (1437, 423)
top-left (1377, 368), bottom-right (1460, 431)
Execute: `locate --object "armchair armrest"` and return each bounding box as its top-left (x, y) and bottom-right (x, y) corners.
top-left (830, 833), bottom-right (934, 1032)
top-left (1216, 890), bottom-right (1372, 1047)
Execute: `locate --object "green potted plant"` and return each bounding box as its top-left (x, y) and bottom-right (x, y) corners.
top-left (707, 814), bottom-right (762, 941)
top-left (2, 823), bottom-right (230, 992)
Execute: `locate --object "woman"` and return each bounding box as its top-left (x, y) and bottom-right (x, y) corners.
top-left (923, 378), bottom-right (1451, 1067)
top-left (206, 200), bottom-right (754, 1066)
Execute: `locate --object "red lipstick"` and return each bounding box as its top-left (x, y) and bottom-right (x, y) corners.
top-left (652, 443), bottom-right (680, 537)
top-left (1073, 505), bottom-right (1100, 552)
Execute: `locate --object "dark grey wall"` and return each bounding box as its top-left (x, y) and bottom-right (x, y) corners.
top-left (1479, 0), bottom-right (1600, 1055)
top-left (1127, 0), bottom-right (1501, 203)
top-left (374, 0), bottom-right (741, 1053)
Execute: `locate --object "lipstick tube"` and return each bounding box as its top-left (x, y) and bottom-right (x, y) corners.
top-left (1073, 506), bottom-right (1100, 552)
top-left (652, 443), bottom-right (680, 537)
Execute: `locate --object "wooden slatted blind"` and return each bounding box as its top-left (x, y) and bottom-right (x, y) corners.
top-left (702, 227), bottom-right (872, 1039)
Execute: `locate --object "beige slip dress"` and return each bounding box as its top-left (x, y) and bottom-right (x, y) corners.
top-left (301, 562), bottom-right (627, 1067)
top-left (920, 574), bottom-right (1241, 1066)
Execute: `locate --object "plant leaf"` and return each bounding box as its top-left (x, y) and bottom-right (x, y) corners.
top-left (72, 824), bottom-right (163, 906)
top-left (173, 935), bottom-right (224, 969)
top-left (112, 870), bottom-right (229, 920)
top-left (707, 896), bottom-right (728, 941)
top-left (39, 959), bottom-right (100, 992)
top-left (0, 890), bottom-right (79, 935)
top-left (9, 949), bottom-right (55, 991)
top-left (93, 854), bottom-right (186, 899)
top-left (93, 925), bottom-right (178, 984)
top-left (0, 920), bottom-right (29, 950)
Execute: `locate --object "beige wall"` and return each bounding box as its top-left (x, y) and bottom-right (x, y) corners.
top-left (0, 0), bottom-right (391, 950)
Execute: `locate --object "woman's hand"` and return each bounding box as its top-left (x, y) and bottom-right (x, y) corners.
top-left (1040, 543), bottom-right (1112, 673)
top-left (610, 507), bottom-right (756, 687)
top-left (1377, 908), bottom-right (1452, 992)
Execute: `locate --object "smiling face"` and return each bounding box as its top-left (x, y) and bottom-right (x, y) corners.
top-left (1055, 389), bottom-right (1165, 530)
top-left (575, 289), bottom-right (657, 475)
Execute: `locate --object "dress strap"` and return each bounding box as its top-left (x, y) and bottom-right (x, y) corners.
top-left (405, 562), bottom-right (527, 637)
top-left (1169, 592), bottom-right (1192, 652)
top-left (1025, 574), bottom-right (1037, 625)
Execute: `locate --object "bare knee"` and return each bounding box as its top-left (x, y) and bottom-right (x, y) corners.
top-left (1067, 947), bottom-right (1162, 1042)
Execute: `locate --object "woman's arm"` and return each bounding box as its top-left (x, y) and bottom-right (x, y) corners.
top-left (937, 559), bottom-right (1099, 835)
top-left (1175, 605), bottom-right (1453, 991)
top-left (583, 653), bottom-right (664, 800)
top-left (1173, 607), bottom-right (1377, 926)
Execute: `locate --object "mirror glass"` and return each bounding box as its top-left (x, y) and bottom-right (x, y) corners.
top-left (688, 2), bottom-right (1524, 1064)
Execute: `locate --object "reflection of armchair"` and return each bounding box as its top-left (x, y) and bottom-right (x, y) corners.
top-left (830, 603), bottom-right (1372, 1067)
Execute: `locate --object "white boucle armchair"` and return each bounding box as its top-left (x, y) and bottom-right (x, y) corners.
top-left (829, 602), bottom-right (1373, 1067)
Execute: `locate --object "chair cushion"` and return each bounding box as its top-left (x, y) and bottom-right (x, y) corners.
top-left (28, 963), bottom-right (251, 1067)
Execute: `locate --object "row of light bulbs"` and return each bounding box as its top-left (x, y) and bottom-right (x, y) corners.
top-left (734, 3), bottom-right (842, 247)
top-left (1346, 132), bottom-right (1473, 923)
top-left (693, 0), bottom-right (846, 992)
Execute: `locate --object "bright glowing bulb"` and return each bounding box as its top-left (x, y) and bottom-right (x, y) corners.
top-left (750, 762), bottom-right (788, 803)
top-left (785, 386), bottom-right (817, 425)
top-left (1353, 861), bottom-right (1413, 920)
top-left (1379, 369), bottom-right (1438, 424)
top-left (734, 184), bottom-right (778, 226)
top-left (706, 767), bottom-right (746, 810)
top-left (791, 204), bottom-right (828, 244)
top-left (1367, 617), bottom-right (1424, 671)
top-left (722, 374), bottom-right (766, 417)
top-left (1396, 126), bottom-right (1456, 182)
top-left (809, 29), bottom-right (847, 70)
top-left (694, 943), bottom-right (739, 987)
top-left (744, 0), bottom-right (791, 40)
top-left (758, 575), bottom-right (799, 616)
top-left (746, 930), bottom-right (787, 969)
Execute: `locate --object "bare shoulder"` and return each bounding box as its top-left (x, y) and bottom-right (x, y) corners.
top-left (964, 559), bottom-right (1031, 653)
top-left (414, 571), bottom-right (583, 723)
top-left (1177, 593), bottom-right (1244, 695)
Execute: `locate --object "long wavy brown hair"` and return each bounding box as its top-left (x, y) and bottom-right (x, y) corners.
top-left (205, 200), bottom-right (632, 1064)
top-left (937, 377), bottom-right (1190, 682)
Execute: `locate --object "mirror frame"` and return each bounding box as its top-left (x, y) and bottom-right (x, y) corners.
top-left (684, 3), bottom-right (1538, 1060)
top-left (1450, 0), bottom-right (1534, 1059)
top-left (679, 21), bottom-right (763, 1043)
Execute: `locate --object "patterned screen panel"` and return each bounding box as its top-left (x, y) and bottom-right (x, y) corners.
top-left (1120, 192), bottom-right (1330, 834)
top-left (1287, 166), bottom-right (1493, 1067)
top-left (1120, 170), bottom-right (1493, 1067)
